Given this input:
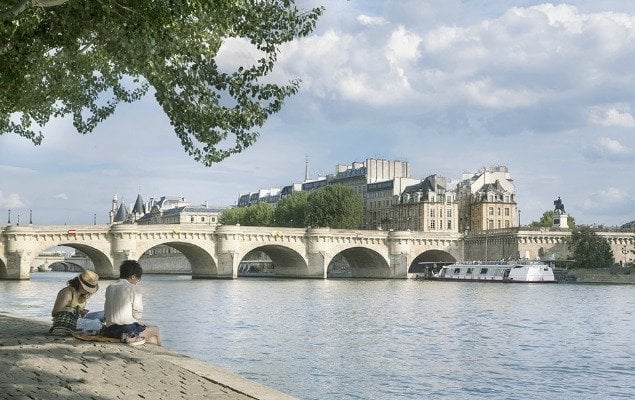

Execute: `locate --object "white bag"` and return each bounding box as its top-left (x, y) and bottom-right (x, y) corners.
top-left (76, 317), bottom-right (103, 334)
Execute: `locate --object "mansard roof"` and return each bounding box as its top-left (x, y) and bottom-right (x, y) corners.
top-left (402, 180), bottom-right (433, 195)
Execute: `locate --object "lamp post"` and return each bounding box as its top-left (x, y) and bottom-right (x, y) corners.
top-left (518, 209), bottom-right (521, 228)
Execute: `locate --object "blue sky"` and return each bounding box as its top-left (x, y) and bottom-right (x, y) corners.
top-left (1, 0), bottom-right (634, 227)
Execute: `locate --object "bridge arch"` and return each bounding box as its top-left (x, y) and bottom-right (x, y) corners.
top-left (33, 243), bottom-right (113, 278)
top-left (237, 245), bottom-right (309, 278)
top-left (327, 247), bottom-right (391, 278)
top-left (408, 250), bottom-right (457, 274)
top-left (137, 241), bottom-right (217, 278)
top-left (49, 261), bottom-right (85, 272)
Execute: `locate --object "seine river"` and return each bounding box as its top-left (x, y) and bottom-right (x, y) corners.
top-left (1, 272), bottom-right (633, 400)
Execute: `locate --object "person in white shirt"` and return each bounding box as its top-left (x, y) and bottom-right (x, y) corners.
top-left (102, 260), bottom-right (161, 345)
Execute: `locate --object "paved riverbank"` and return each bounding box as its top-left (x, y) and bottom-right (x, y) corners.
top-left (570, 267), bottom-right (635, 284)
top-left (0, 313), bottom-right (297, 400)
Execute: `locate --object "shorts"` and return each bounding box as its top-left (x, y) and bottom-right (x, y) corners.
top-left (102, 322), bottom-right (146, 339)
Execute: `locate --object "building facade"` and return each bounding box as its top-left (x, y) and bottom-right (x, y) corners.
top-left (390, 175), bottom-right (459, 232)
top-left (456, 166), bottom-right (517, 233)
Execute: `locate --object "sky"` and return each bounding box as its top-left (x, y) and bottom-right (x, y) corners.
top-left (1, 0), bottom-right (634, 227)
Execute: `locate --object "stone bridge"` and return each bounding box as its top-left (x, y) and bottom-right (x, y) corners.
top-left (0, 224), bottom-right (463, 280)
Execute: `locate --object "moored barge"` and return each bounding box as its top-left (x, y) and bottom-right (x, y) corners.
top-left (429, 260), bottom-right (557, 283)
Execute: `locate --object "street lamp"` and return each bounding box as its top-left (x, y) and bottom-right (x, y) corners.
top-left (518, 209), bottom-right (521, 228)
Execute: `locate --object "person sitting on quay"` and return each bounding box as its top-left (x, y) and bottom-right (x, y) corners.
top-left (49, 270), bottom-right (100, 336)
top-left (102, 260), bottom-right (161, 346)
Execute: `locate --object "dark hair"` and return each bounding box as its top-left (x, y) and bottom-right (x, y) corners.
top-left (67, 277), bottom-right (82, 291)
top-left (119, 260), bottom-right (143, 279)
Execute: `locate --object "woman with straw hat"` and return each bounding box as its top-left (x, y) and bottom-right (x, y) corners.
top-left (49, 270), bottom-right (99, 336)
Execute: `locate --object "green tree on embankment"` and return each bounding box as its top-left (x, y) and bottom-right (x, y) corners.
top-left (306, 185), bottom-right (363, 229)
top-left (568, 226), bottom-right (614, 268)
top-left (530, 210), bottom-right (576, 228)
top-left (221, 185), bottom-right (364, 229)
top-left (273, 191), bottom-right (309, 227)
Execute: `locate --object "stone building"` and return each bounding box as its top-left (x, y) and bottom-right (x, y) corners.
top-left (109, 194), bottom-right (222, 226)
top-left (456, 166), bottom-right (517, 233)
top-left (390, 175), bottom-right (459, 232)
top-left (329, 159), bottom-right (413, 229)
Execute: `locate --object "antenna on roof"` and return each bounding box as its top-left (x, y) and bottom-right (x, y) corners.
top-left (305, 155), bottom-right (309, 182)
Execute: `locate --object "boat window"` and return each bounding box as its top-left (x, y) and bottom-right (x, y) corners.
top-left (466, 268), bottom-right (473, 274)
top-left (453, 268), bottom-right (461, 274)
top-left (480, 268), bottom-right (488, 274)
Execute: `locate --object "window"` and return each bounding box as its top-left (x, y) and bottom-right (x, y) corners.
top-left (447, 220), bottom-right (452, 230)
top-left (480, 268), bottom-right (488, 274)
top-left (505, 221), bottom-right (510, 228)
top-left (430, 220), bottom-right (436, 229)
top-left (430, 209), bottom-right (435, 218)
top-left (453, 268), bottom-right (461, 274)
top-left (446, 208), bottom-right (452, 218)
top-left (191, 216), bottom-right (195, 223)
top-left (497, 208), bottom-right (501, 215)
top-left (488, 220), bottom-right (494, 229)
top-left (505, 208), bottom-right (510, 216)
top-left (466, 268), bottom-right (473, 274)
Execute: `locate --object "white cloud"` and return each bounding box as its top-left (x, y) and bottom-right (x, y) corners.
top-left (463, 79), bottom-right (539, 109)
top-left (357, 15), bottom-right (387, 26)
top-left (54, 193), bottom-right (68, 200)
top-left (584, 136), bottom-right (633, 159)
top-left (0, 191), bottom-right (25, 208)
top-left (582, 187), bottom-right (632, 210)
top-left (589, 105), bottom-right (635, 128)
top-left (215, 37), bottom-right (264, 74)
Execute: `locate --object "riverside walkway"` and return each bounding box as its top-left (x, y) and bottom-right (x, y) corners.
top-left (0, 313), bottom-right (296, 400)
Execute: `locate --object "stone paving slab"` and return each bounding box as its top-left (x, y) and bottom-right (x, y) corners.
top-left (0, 313), bottom-right (297, 400)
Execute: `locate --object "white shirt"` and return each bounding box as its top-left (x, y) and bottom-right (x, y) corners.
top-left (104, 279), bottom-right (143, 326)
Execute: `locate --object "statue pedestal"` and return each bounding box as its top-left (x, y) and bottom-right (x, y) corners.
top-left (553, 213), bottom-right (569, 229)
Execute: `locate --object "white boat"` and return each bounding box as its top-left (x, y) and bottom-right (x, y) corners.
top-left (429, 260), bottom-right (557, 283)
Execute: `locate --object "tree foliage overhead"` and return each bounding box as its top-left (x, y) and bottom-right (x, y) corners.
top-left (1, 0), bottom-right (323, 165)
top-left (568, 226), bottom-right (614, 268)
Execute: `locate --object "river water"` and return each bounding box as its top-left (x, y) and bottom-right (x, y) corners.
top-left (1, 272), bottom-right (633, 400)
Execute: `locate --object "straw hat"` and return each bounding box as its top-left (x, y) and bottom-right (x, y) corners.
top-left (78, 270), bottom-right (99, 293)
